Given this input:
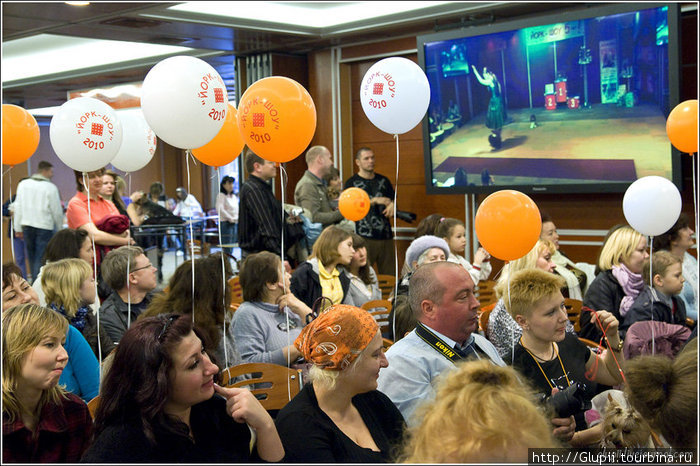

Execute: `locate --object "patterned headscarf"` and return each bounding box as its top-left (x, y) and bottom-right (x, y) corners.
top-left (295, 304), bottom-right (379, 371)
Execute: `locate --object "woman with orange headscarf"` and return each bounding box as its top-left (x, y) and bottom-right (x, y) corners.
top-left (274, 304), bottom-right (405, 462)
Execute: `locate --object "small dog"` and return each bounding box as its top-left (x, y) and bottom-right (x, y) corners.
top-left (600, 393), bottom-right (654, 448)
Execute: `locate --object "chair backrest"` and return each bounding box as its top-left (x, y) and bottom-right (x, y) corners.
top-left (376, 274), bottom-right (396, 300)
top-left (228, 276), bottom-right (244, 309)
top-left (382, 338), bottom-right (394, 350)
top-left (361, 299), bottom-right (392, 335)
top-left (219, 362), bottom-right (303, 411)
top-left (87, 395), bottom-right (100, 419)
top-left (479, 303), bottom-right (496, 338)
top-left (476, 280), bottom-right (497, 307)
top-left (564, 298), bottom-right (583, 333)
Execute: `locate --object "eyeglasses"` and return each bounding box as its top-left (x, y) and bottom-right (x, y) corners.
top-left (130, 262), bottom-right (155, 273)
top-left (157, 315), bottom-right (179, 342)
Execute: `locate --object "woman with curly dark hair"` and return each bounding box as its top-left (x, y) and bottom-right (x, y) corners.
top-left (81, 314), bottom-right (284, 462)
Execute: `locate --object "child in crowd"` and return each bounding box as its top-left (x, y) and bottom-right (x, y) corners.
top-left (620, 251), bottom-right (688, 339)
top-left (436, 217), bottom-right (491, 285)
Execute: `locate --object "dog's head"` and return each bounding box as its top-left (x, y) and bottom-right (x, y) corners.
top-left (600, 394), bottom-right (651, 448)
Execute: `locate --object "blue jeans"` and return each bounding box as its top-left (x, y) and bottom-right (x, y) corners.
top-left (220, 221), bottom-right (237, 256)
top-left (23, 226), bottom-right (54, 281)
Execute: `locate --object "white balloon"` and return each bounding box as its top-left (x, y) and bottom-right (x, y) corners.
top-left (141, 55), bottom-right (229, 149)
top-left (49, 97), bottom-right (123, 172)
top-left (359, 57), bottom-right (430, 135)
top-left (110, 109), bottom-right (157, 172)
top-left (623, 176), bottom-right (682, 237)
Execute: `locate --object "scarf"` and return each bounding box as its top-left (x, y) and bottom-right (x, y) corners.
top-left (611, 263), bottom-right (644, 317)
top-left (49, 303), bottom-right (90, 332)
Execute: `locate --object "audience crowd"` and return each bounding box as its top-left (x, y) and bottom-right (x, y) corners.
top-left (2, 149), bottom-right (697, 463)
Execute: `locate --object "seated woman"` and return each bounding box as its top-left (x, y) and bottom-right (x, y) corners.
top-left (231, 251), bottom-right (313, 365)
top-left (506, 269), bottom-right (625, 447)
top-left (345, 233), bottom-right (382, 308)
top-left (581, 225), bottom-right (648, 343)
top-left (33, 228), bottom-right (102, 313)
top-left (290, 226), bottom-right (355, 310)
top-left (624, 344), bottom-right (696, 449)
top-left (655, 213), bottom-right (697, 321)
top-left (3, 262), bottom-right (99, 403)
top-left (140, 253), bottom-right (243, 370)
top-left (399, 360), bottom-right (557, 463)
top-left (541, 213), bottom-right (588, 299)
top-left (2, 303), bottom-right (93, 463)
top-left (275, 304), bottom-right (405, 462)
top-left (42, 258), bottom-right (115, 361)
top-left (488, 239), bottom-right (575, 359)
top-left (81, 314), bottom-right (284, 462)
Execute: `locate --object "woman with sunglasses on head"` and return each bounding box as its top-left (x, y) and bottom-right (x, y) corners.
top-left (3, 303), bottom-right (93, 463)
top-left (3, 262), bottom-right (99, 404)
top-left (81, 314), bottom-right (284, 463)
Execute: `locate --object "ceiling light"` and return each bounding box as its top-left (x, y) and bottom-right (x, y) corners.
top-left (65, 1), bottom-right (91, 5)
top-left (2, 34), bottom-right (196, 83)
top-left (168, 1), bottom-right (451, 28)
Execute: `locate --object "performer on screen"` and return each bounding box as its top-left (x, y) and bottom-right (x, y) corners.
top-left (472, 65), bottom-right (505, 149)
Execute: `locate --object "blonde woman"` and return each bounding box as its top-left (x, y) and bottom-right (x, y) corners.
top-left (399, 360), bottom-right (558, 463)
top-left (290, 225), bottom-right (355, 310)
top-left (487, 239), bottom-right (576, 358)
top-left (580, 225), bottom-right (648, 343)
top-left (2, 304), bottom-right (93, 462)
top-left (42, 258), bottom-right (115, 360)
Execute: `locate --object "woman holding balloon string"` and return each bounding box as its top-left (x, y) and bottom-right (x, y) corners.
top-left (487, 239), bottom-right (577, 359)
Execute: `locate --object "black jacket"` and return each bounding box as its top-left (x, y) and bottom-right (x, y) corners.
top-left (580, 270), bottom-right (626, 343)
top-left (290, 259), bottom-right (351, 310)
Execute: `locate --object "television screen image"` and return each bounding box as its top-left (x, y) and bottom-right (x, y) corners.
top-left (418, 3), bottom-right (681, 194)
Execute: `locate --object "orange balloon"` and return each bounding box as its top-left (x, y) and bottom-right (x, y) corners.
top-left (338, 188), bottom-right (370, 222)
top-left (666, 99), bottom-right (698, 154)
top-left (475, 190), bottom-right (541, 261)
top-left (192, 104), bottom-right (244, 167)
top-left (2, 104), bottom-right (40, 166)
top-left (237, 76), bottom-right (316, 163)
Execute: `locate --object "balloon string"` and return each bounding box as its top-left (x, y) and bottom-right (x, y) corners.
top-left (125, 172), bottom-right (133, 329)
top-left (217, 167), bottom-right (230, 370)
top-left (279, 163), bottom-right (292, 402)
top-left (83, 171), bottom-right (102, 382)
top-left (2, 166), bottom-right (14, 177)
top-left (649, 236), bottom-right (655, 356)
top-left (392, 134), bottom-right (399, 340)
top-left (186, 150), bottom-right (195, 323)
top-left (693, 153), bottom-right (699, 318)
top-left (8, 169), bottom-right (16, 264)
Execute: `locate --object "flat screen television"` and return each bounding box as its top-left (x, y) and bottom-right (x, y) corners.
top-left (417, 3), bottom-right (681, 194)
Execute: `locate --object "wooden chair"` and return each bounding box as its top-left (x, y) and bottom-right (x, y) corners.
top-left (228, 276), bottom-right (243, 311)
top-left (219, 363), bottom-right (303, 411)
top-left (564, 298), bottom-right (583, 333)
top-left (476, 279), bottom-right (497, 307)
top-left (376, 274), bottom-right (396, 300)
top-left (361, 299), bottom-right (392, 335)
top-left (87, 395), bottom-right (100, 419)
top-left (382, 338), bottom-right (394, 350)
top-left (479, 303), bottom-right (496, 338)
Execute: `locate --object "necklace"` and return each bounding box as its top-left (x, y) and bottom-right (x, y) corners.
top-left (520, 337), bottom-right (571, 390)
